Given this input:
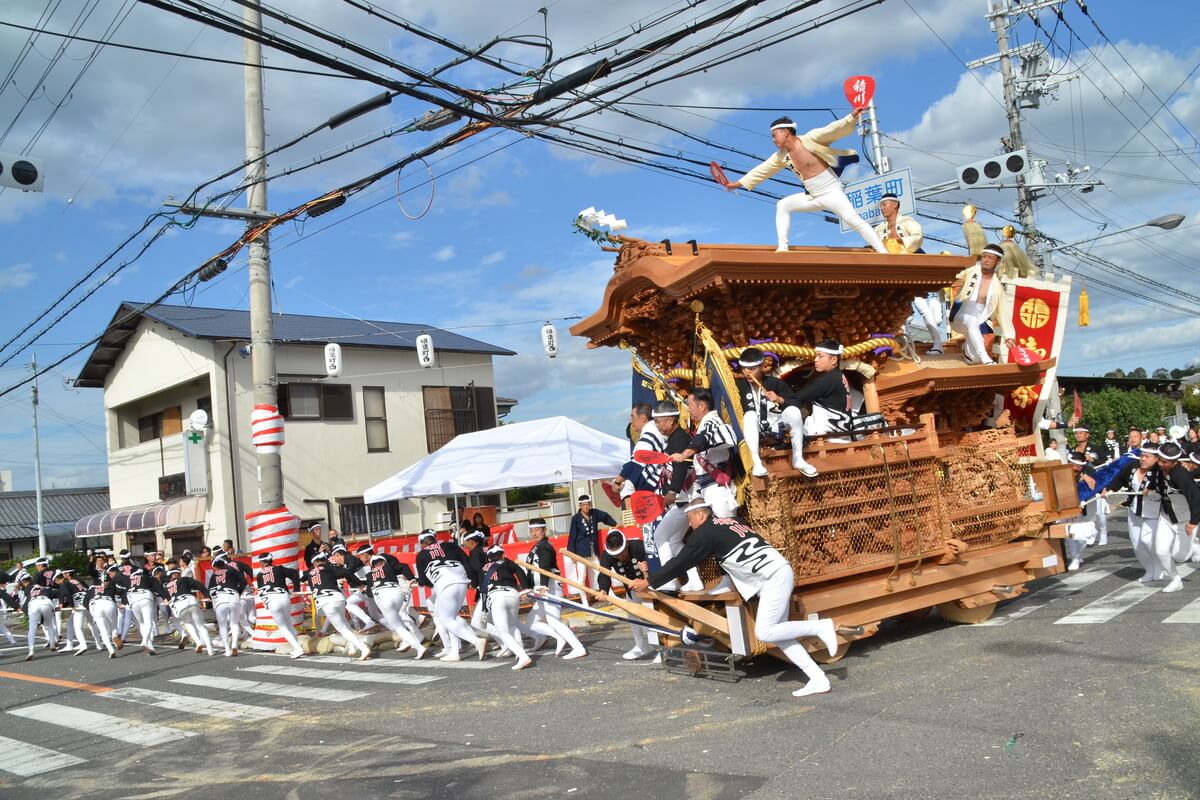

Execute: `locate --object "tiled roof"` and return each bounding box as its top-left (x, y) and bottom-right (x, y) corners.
top-left (0, 487), bottom-right (110, 541)
top-left (75, 302), bottom-right (514, 388)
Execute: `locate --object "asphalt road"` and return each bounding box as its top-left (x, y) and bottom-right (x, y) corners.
top-left (2, 522), bottom-right (1197, 800)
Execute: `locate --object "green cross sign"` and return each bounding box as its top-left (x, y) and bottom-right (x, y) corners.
top-left (186, 430), bottom-right (204, 444)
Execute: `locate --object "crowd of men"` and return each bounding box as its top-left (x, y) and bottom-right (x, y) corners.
top-left (1047, 423), bottom-right (1200, 588)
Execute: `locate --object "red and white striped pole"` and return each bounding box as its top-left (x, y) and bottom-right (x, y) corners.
top-left (246, 506), bottom-right (303, 650)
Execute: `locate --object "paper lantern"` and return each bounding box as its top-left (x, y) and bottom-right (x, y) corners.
top-left (541, 323), bottom-right (559, 358)
top-left (416, 333), bottom-right (435, 368)
top-left (324, 342), bottom-right (342, 378)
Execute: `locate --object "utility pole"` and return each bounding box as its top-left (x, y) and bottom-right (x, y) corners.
top-left (243, 0), bottom-right (283, 521)
top-left (860, 98), bottom-right (890, 175)
top-left (31, 354), bottom-right (46, 558)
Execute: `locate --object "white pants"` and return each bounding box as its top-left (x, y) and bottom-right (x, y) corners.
top-left (1094, 501), bottom-right (1109, 544)
top-left (345, 590), bottom-right (375, 628)
top-left (651, 505), bottom-right (701, 591)
top-left (372, 585), bottom-right (423, 651)
top-left (26, 597), bottom-right (57, 653)
top-left (432, 580), bottom-right (479, 658)
top-left (171, 595), bottom-right (213, 654)
top-left (521, 583), bottom-right (584, 653)
top-left (700, 483), bottom-right (739, 519)
top-left (88, 597), bottom-right (118, 655)
top-left (562, 557), bottom-right (598, 599)
top-left (484, 589), bottom-right (528, 660)
top-left (1137, 516), bottom-right (1179, 581)
top-left (913, 294), bottom-right (944, 348)
top-left (743, 406), bottom-right (806, 471)
top-left (67, 608), bottom-right (96, 649)
top-left (951, 306), bottom-right (994, 364)
top-left (315, 593), bottom-right (369, 656)
top-left (242, 591), bottom-right (257, 630)
top-left (212, 591), bottom-right (243, 655)
top-left (127, 590), bottom-right (158, 648)
top-left (0, 609), bottom-right (13, 643)
top-left (776, 170), bottom-right (887, 253)
top-left (117, 604), bottom-right (132, 638)
top-left (753, 566), bottom-right (827, 684)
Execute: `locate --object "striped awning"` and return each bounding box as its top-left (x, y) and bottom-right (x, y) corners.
top-left (74, 495), bottom-right (206, 538)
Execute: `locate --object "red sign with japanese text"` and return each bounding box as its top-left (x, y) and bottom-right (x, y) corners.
top-left (1002, 283), bottom-right (1064, 433)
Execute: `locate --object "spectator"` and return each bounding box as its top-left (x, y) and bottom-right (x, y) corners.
top-left (565, 495), bottom-right (617, 596)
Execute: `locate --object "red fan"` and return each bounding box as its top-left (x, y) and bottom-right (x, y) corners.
top-left (709, 160), bottom-right (734, 188)
top-left (633, 449), bottom-right (673, 465)
top-left (843, 75), bottom-right (876, 111)
top-left (629, 491), bottom-right (666, 526)
top-left (1010, 343), bottom-right (1038, 366)
top-left (600, 481), bottom-right (623, 508)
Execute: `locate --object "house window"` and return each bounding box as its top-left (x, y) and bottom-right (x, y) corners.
top-left (138, 406), bottom-right (182, 443)
top-left (363, 386), bottom-right (389, 452)
top-left (197, 396), bottom-right (212, 425)
top-left (339, 499), bottom-right (400, 534)
top-left (422, 385), bottom-right (496, 452)
top-left (278, 382), bottom-right (353, 421)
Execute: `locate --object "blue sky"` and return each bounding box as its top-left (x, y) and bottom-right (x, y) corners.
top-left (1, 0), bottom-right (1199, 490)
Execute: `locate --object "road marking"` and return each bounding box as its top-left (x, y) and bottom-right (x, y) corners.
top-left (171, 674), bottom-right (368, 702)
top-left (1054, 564), bottom-right (1195, 625)
top-left (975, 569), bottom-right (1116, 627)
top-left (101, 687), bottom-right (289, 721)
top-left (1163, 595), bottom-right (1200, 624)
top-left (298, 654), bottom-right (504, 671)
top-left (0, 671), bottom-right (112, 694)
top-left (0, 734), bottom-right (86, 777)
top-left (7, 703), bottom-right (196, 746)
top-left (241, 664), bottom-right (442, 686)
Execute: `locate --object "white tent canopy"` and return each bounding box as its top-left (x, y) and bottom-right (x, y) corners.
top-left (363, 416), bottom-right (629, 503)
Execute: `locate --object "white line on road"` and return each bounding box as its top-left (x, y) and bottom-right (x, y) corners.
top-left (241, 664), bottom-right (442, 686)
top-left (1054, 565), bottom-right (1195, 625)
top-left (975, 569), bottom-right (1116, 627)
top-left (7, 703), bottom-right (196, 746)
top-left (1163, 595), bottom-right (1200, 624)
top-left (298, 654), bottom-right (504, 670)
top-left (0, 734), bottom-right (86, 777)
top-left (101, 687), bottom-right (290, 721)
top-left (171, 674), bottom-right (368, 702)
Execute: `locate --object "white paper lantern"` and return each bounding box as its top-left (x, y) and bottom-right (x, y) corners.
top-left (324, 343), bottom-right (342, 378)
top-left (416, 333), bottom-right (435, 368)
top-left (541, 323), bottom-right (558, 358)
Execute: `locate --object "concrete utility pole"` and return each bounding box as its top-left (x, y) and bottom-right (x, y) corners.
top-left (243, 0), bottom-right (283, 515)
top-left (986, 0), bottom-right (1065, 277)
top-left (31, 354), bottom-right (46, 557)
top-left (860, 98), bottom-right (890, 175)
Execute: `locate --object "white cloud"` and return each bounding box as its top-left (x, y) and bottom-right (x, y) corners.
top-left (431, 245), bottom-right (456, 262)
top-left (284, 275), bottom-right (305, 289)
top-left (0, 264), bottom-right (36, 291)
top-left (481, 250), bottom-right (506, 266)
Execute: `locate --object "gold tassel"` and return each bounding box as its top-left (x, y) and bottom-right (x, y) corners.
top-left (1079, 284), bottom-right (1090, 327)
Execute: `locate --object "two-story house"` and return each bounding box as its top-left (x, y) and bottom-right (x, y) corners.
top-left (73, 301), bottom-right (513, 555)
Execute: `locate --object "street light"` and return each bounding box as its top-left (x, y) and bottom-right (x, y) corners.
top-left (1045, 214), bottom-right (1185, 252)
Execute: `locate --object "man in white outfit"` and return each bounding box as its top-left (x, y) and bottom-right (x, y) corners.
top-left (724, 111), bottom-right (887, 253)
top-left (949, 243), bottom-right (1013, 365)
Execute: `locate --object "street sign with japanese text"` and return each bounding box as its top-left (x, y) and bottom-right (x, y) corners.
top-left (838, 167), bottom-right (915, 233)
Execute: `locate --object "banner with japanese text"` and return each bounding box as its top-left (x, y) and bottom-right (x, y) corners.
top-left (1002, 276), bottom-right (1072, 445)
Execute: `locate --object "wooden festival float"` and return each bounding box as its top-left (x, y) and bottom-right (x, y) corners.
top-left (568, 238), bottom-right (1083, 670)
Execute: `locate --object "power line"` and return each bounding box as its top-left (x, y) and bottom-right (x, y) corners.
top-left (0, 18), bottom-right (371, 79)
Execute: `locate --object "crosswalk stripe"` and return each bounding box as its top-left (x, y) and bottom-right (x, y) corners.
top-left (1054, 564), bottom-right (1196, 625)
top-left (298, 654), bottom-right (504, 671)
top-left (1163, 595), bottom-right (1200, 624)
top-left (975, 569), bottom-right (1116, 627)
top-left (241, 664), bottom-right (442, 686)
top-left (171, 675), bottom-right (368, 702)
top-left (101, 687), bottom-right (289, 721)
top-left (0, 734), bottom-right (86, 777)
top-left (7, 703), bottom-right (196, 746)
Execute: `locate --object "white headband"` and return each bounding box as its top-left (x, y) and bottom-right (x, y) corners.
top-left (814, 345), bottom-right (843, 356)
top-left (770, 122), bottom-right (797, 132)
top-left (737, 355), bottom-right (765, 368)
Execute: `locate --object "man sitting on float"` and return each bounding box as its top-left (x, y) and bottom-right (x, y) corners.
top-left (736, 346), bottom-right (808, 478)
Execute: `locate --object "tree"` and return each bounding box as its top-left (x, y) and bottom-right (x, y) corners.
top-left (506, 484), bottom-right (559, 506)
top-left (1152, 367), bottom-right (1171, 379)
top-left (1130, 367), bottom-right (1148, 379)
top-left (1074, 387), bottom-right (1171, 444)
top-left (1103, 368), bottom-right (1126, 378)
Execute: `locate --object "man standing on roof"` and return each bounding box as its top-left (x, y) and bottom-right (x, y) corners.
top-left (722, 110), bottom-right (888, 254)
top-left (949, 244), bottom-right (1014, 366)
